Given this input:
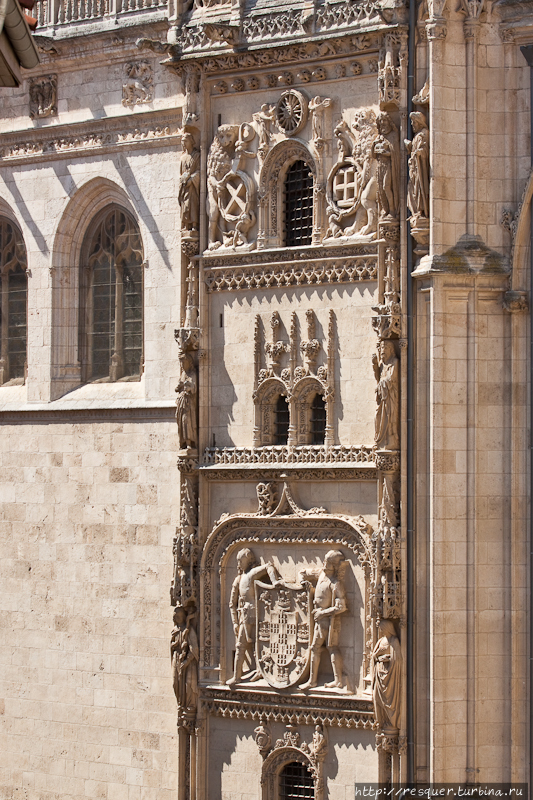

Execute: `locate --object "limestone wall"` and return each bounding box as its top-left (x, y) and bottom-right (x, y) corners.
top-left (0, 417), bottom-right (179, 798)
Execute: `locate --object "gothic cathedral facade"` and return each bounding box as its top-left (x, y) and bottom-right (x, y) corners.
top-left (0, 0), bottom-right (531, 796)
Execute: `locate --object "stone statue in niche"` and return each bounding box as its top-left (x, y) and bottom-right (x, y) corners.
top-left (299, 550), bottom-right (349, 691)
top-left (171, 605), bottom-right (199, 722)
top-left (372, 618), bottom-right (401, 731)
top-left (405, 111), bottom-right (430, 224)
top-left (175, 352), bottom-right (198, 451)
top-left (373, 339), bottom-right (400, 451)
top-left (227, 548), bottom-right (281, 687)
top-left (206, 123), bottom-right (257, 251)
top-left (178, 132), bottom-right (200, 239)
top-left (371, 112), bottom-right (400, 219)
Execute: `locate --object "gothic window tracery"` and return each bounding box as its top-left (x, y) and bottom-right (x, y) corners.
top-left (80, 206), bottom-right (143, 383)
top-left (0, 218), bottom-right (27, 386)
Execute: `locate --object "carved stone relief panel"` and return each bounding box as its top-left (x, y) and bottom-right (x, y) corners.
top-left (122, 61), bottom-right (153, 106)
top-left (29, 74), bottom-right (57, 118)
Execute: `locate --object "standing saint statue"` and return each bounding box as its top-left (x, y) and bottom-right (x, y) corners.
top-left (299, 550), bottom-right (348, 691)
top-left (171, 605), bottom-right (199, 721)
top-left (372, 339), bottom-right (400, 451)
top-left (405, 111), bottom-right (430, 221)
top-left (372, 618), bottom-right (401, 731)
top-left (175, 352), bottom-right (197, 451)
top-left (178, 132), bottom-right (200, 237)
top-left (371, 112), bottom-right (400, 219)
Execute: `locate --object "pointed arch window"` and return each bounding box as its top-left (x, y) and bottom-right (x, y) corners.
top-left (274, 395), bottom-right (290, 445)
top-left (310, 393), bottom-right (326, 445)
top-left (80, 206), bottom-right (143, 382)
top-left (283, 160), bottom-right (314, 247)
top-left (0, 218), bottom-right (27, 386)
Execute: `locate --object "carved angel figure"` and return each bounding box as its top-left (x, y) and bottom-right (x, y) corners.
top-left (299, 551), bottom-right (348, 691)
top-left (372, 618), bottom-right (401, 731)
top-left (178, 132), bottom-right (200, 236)
top-left (405, 111), bottom-right (430, 222)
top-left (373, 339), bottom-right (400, 451)
top-left (175, 353), bottom-right (197, 450)
top-left (227, 548), bottom-right (281, 687)
top-left (171, 605), bottom-right (199, 720)
top-left (371, 112), bottom-right (400, 219)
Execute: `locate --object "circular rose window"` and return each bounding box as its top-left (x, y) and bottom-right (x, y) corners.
top-left (275, 90), bottom-right (308, 136)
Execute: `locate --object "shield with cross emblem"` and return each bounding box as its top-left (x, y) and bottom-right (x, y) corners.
top-left (255, 579), bottom-right (312, 689)
top-left (327, 159), bottom-right (360, 221)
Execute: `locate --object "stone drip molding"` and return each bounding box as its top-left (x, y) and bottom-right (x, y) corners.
top-left (203, 250), bottom-right (377, 292)
top-left (203, 687), bottom-right (376, 728)
top-left (202, 445), bottom-right (375, 466)
top-left (0, 109), bottom-right (182, 165)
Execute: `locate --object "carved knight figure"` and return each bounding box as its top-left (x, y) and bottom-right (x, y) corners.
top-left (178, 132), bottom-right (200, 237)
top-left (372, 339), bottom-right (400, 451)
top-left (371, 112), bottom-right (400, 219)
top-left (227, 548), bottom-right (280, 687)
top-left (405, 111), bottom-right (430, 222)
top-left (372, 618), bottom-right (402, 731)
top-left (175, 353), bottom-right (197, 450)
top-left (171, 605), bottom-right (199, 720)
top-left (299, 550), bottom-right (348, 691)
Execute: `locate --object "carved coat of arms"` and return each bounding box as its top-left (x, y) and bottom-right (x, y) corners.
top-left (255, 580), bottom-right (312, 689)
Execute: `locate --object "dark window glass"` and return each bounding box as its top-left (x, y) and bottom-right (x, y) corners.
top-left (283, 160), bottom-right (313, 247)
top-left (0, 218), bottom-right (27, 385)
top-left (82, 207), bottom-right (143, 381)
top-left (310, 393), bottom-right (326, 445)
top-left (274, 395), bottom-right (289, 445)
top-left (279, 762), bottom-right (315, 799)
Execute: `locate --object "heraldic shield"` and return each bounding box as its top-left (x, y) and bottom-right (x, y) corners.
top-left (255, 580), bottom-right (313, 689)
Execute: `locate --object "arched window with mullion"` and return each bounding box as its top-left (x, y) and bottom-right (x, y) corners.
top-left (0, 218), bottom-right (27, 386)
top-left (81, 206), bottom-right (143, 382)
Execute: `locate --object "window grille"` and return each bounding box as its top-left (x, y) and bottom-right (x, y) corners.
top-left (310, 393), bottom-right (326, 445)
top-left (279, 762), bottom-right (315, 799)
top-left (274, 395), bottom-right (290, 445)
top-left (0, 218), bottom-right (27, 385)
top-left (283, 160), bottom-right (313, 247)
top-left (81, 206), bottom-right (143, 382)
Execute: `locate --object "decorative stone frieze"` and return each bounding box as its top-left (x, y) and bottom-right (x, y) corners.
top-left (202, 445), bottom-right (375, 466)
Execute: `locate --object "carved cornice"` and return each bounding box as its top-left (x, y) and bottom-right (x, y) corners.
top-left (0, 405), bottom-right (175, 423)
top-left (204, 251), bottom-right (378, 292)
top-left (199, 467), bottom-right (378, 480)
top-left (202, 445), bottom-right (375, 466)
top-left (0, 109), bottom-right (182, 165)
top-left (162, 30), bottom-right (383, 74)
top-left (202, 686), bottom-right (376, 728)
